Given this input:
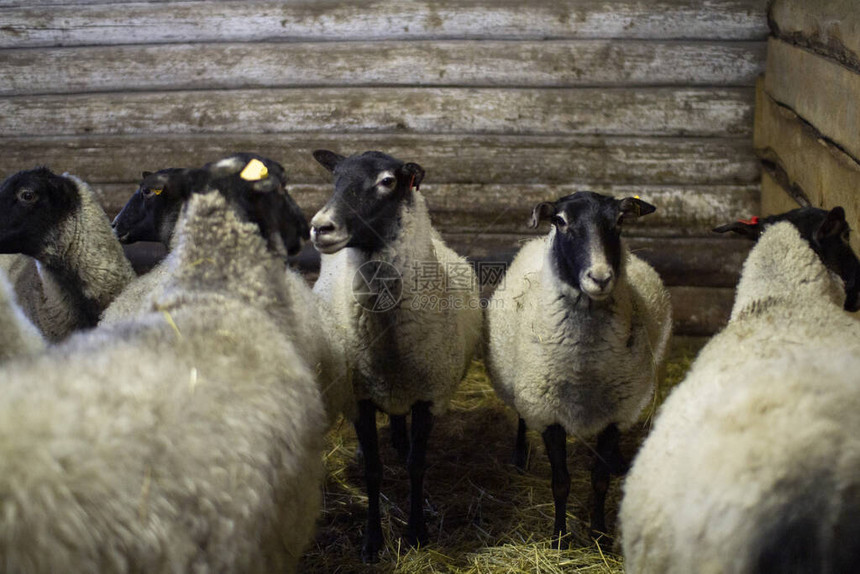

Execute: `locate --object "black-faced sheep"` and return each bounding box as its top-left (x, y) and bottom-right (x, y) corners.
top-left (309, 149), bottom-right (483, 562)
top-left (0, 168), bottom-right (136, 340)
top-left (0, 158), bottom-right (327, 573)
top-left (485, 191), bottom-right (672, 544)
top-left (620, 206), bottom-right (860, 574)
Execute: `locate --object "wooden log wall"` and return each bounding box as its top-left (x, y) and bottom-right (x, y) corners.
top-left (757, 0), bottom-right (860, 253)
top-left (0, 0), bottom-right (769, 335)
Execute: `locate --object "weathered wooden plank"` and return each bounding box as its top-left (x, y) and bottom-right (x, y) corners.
top-left (754, 78), bottom-right (860, 251)
top-left (0, 87), bottom-right (755, 138)
top-left (761, 170), bottom-right (805, 217)
top-left (0, 134), bottom-right (760, 187)
top-left (770, 0), bottom-right (860, 71)
top-left (0, 40), bottom-right (767, 96)
top-left (0, 0), bottom-right (769, 47)
top-left (765, 38), bottom-right (860, 163)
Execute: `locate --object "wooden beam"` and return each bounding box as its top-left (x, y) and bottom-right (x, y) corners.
top-left (0, 0), bottom-right (769, 48)
top-left (0, 87), bottom-right (755, 138)
top-left (0, 134), bottom-right (760, 187)
top-left (0, 40), bottom-right (766, 96)
top-left (765, 38), bottom-right (860, 162)
top-left (755, 78), bottom-right (860, 252)
top-left (770, 0), bottom-right (860, 71)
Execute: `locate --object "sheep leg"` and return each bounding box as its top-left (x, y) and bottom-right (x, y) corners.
top-left (390, 414), bottom-right (410, 464)
top-left (354, 399), bottom-right (384, 563)
top-left (513, 416), bottom-right (528, 471)
top-left (542, 423), bottom-right (570, 548)
top-left (590, 423), bottom-right (626, 537)
top-left (404, 400), bottom-right (434, 548)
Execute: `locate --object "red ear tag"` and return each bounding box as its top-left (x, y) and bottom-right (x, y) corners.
top-left (409, 174), bottom-right (417, 191)
top-left (738, 216), bottom-right (760, 225)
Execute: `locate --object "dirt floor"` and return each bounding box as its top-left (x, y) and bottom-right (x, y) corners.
top-left (298, 337), bottom-right (702, 573)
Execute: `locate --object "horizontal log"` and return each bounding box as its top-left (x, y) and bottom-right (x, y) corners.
top-left (0, 0), bottom-right (769, 48)
top-left (765, 38), bottom-right (860, 162)
top-left (770, 0), bottom-right (860, 70)
top-left (754, 79), bottom-right (860, 252)
top-left (0, 40), bottom-right (766, 96)
top-left (0, 87), bottom-right (755, 138)
top-left (0, 134), bottom-right (760, 187)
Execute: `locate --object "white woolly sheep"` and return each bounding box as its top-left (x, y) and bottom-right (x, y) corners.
top-left (485, 191), bottom-right (672, 544)
top-left (101, 154), bottom-right (353, 426)
top-left (0, 267), bottom-right (44, 361)
top-left (0, 168), bottom-right (136, 341)
top-left (620, 207), bottom-right (860, 574)
top-left (309, 149), bottom-right (483, 562)
top-left (0, 158), bottom-right (328, 573)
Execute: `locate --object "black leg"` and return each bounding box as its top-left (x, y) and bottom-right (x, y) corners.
top-left (404, 400), bottom-right (434, 548)
top-left (513, 416), bottom-right (528, 471)
top-left (542, 423), bottom-right (570, 548)
top-left (390, 413), bottom-right (410, 464)
top-left (354, 400), bottom-right (383, 563)
top-left (591, 423), bottom-right (627, 537)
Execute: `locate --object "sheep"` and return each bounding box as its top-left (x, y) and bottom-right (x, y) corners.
top-left (619, 206), bottom-right (860, 574)
top-left (0, 267), bottom-right (45, 361)
top-left (0, 156), bottom-right (327, 573)
top-left (101, 154), bottom-right (353, 427)
top-left (309, 149), bottom-right (483, 562)
top-left (485, 191), bottom-right (672, 544)
top-left (111, 153), bottom-right (309, 256)
top-left (0, 167), bottom-right (136, 341)
top-left (103, 153), bottom-right (309, 325)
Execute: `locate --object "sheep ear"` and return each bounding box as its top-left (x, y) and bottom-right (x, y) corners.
top-left (401, 162), bottom-right (425, 190)
top-left (816, 206), bottom-right (848, 241)
top-left (619, 197), bottom-right (656, 219)
top-left (312, 150), bottom-right (346, 173)
top-left (713, 218), bottom-right (762, 239)
top-left (529, 202), bottom-right (557, 229)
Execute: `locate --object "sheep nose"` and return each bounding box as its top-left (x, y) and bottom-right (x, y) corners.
top-left (312, 222), bottom-right (336, 236)
top-left (587, 270), bottom-right (613, 290)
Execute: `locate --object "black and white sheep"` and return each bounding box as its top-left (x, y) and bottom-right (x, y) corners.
top-left (0, 157), bottom-right (327, 573)
top-left (485, 191), bottom-right (672, 543)
top-left (0, 268), bottom-right (44, 361)
top-left (309, 150), bottom-right (483, 561)
top-left (620, 206), bottom-right (860, 574)
top-left (0, 168), bottom-right (136, 340)
top-left (102, 154), bottom-right (353, 426)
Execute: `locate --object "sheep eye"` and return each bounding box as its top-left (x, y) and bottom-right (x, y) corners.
top-left (379, 177), bottom-right (396, 188)
top-left (16, 189), bottom-right (37, 204)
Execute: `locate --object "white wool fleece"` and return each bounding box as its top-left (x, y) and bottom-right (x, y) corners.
top-left (486, 229), bottom-right (671, 437)
top-left (0, 191), bottom-right (327, 574)
top-left (0, 268), bottom-right (44, 361)
top-left (314, 190), bottom-right (483, 416)
top-left (620, 222), bottom-right (860, 574)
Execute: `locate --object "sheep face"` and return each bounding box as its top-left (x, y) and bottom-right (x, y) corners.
top-left (715, 206), bottom-right (860, 312)
top-left (0, 167), bottom-right (80, 257)
top-left (530, 192), bottom-right (655, 301)
top-left (309, 150), bottom-right (425, 254)
top-left (112, 168), bottom-right (188, 246)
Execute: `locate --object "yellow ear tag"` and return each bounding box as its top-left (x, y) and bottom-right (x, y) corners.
top-left (240, 159), bottom-right (268, 181)
top-left (151, 188), bottom-right (164, 196)
top-left (634, 195), bottom-right (641, 199)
